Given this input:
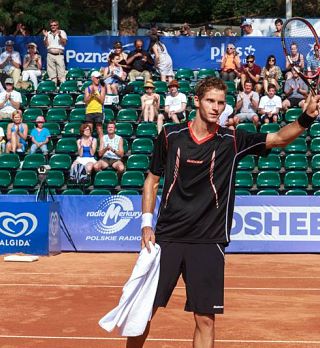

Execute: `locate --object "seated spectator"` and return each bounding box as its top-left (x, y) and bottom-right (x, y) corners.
top-left (93, 121), bottom-right (125, 175)
top-left (240, 54), bottom-right (262, 93)
top-left (272, 18), bottom-right (283, 37)
top-left (285, 42), bottom-right (304, 80)
top-left (112, 41), bottom-right (129, 77)
top-left (30, 116), bottom-right (50, 156)
top-left (306, 43), bottom-right (320, 77)
top-left (157, 80), bottom-right (187, 132)
top-left (241, 18), bottom-right (262, 37)
top-left (282, 68), bottom-right (308, 112)
top-left (70, 123), bottom-right (97, 179)
top-left (261, 55), bottom-right (282, 92)
top-left (6, 110), bottom-right (28, 153)
top-left (141, 80), bottom-right (160, 123)
top-left (220, 43), bottom-right (241, 81)
top-left (258, 84), bottom-right (282, 124)
top-left (219, 104), bottom-right (235, 129)
top-left (102, 53), bottom-right (125, 95)
top-left (233, 80), bottom-right (260, 126)
top-left (0, 40), bottom-right (21, 87)
top-left (127, 39), bottom-right (154, 82)
top-left (0, 125), bottom-right (5, 153)
top-left (22, 42), bottom-right (42, 90)
top-left (148, 34), bottom-right (174, 82)
top-left (0, 77), bottom-right (22, 120)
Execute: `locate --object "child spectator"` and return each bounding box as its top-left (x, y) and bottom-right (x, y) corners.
top-left (30, 115), bottom-right (50, 156)
top-left (258, 84), bottom-right (282, 124)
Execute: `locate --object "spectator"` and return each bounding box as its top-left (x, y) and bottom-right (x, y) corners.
top-left (30, 115), bottom-right (50, 156)
top-left (102, 53), bottom-right (125, 95)
top-left (219, 103), bottom-right (235, 128)
top-left (84, 71), bottom-right (106, 140)
top-left (0, 77), bottom-right (22, 120)
top-left (157, 80), bottom-right (187, 132)
top-left (148, 34), bottom-right (174, 83)
top-left (13, 23), bottom-right (30, 36)
top-left (141, 80), bottom-right (160, 124)
top-left (93, 121), bottom-right (125, 175)
top-left (70, 123), bottom-right (97, 178)
top-left (0, 125), bottom-right (5, 153)
top-left (198, 25), bottom-right (212, 37)
top-left (22, 42), bottom-right (42, 90)
top-left (43, 19), bottom-right (67, 85)
top-left (6, 110), bottom-right (28, 153)
top-left (112, 41), bottom-right (129, 76)
top-left (285, 42), bottom-right (305, 80)
top-left (127, 39), bottom-right (154, 82)
top-left (241, 18), bottom-right (262, 36)
top-left (0, 40), bottom-right (21, 87)
top-left (234, 80), bottom-right (260, 126)
top-left (178, 23), bottom-right (195, 36)
top-left (220, 43), bottom-right (241, 81)
top-left (272, 18), bottom-right (283, 37)
top-left (223, 27), bottom-right (235, 36)
top-left (306, 44), bottom-right (320, 76)
top-left (282, 68), bottom-right (308, 112)
top-left (258, 84), bottom-right (282, 124)
top-left (261, 55), bottom-right (282, 93)
top-left (239, 54), bottom-right (262, 93)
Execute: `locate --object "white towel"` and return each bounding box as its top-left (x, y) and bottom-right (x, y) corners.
top-left (99, 242), bottom-right (161, 337)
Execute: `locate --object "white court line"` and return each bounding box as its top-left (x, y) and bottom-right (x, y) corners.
top-left (0, 335), bottom-right (320, 345)
top-left (1, 283), bottom-right (320, 291)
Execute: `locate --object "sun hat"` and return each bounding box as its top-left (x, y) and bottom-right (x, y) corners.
top-left (144, 80), bottom-right (155, 88)
top-left (35, 116), bottom-right (45, 123)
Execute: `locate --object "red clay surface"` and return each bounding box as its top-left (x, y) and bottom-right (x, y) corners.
top-left (1, 253), bottom-right (320, 348)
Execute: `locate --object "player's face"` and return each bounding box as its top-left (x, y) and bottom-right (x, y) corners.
top-left (194, 88), bottom-right (226, 124)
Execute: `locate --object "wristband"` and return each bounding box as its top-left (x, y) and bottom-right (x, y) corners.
top-left (297, 112), bottom-right (315, 129)
top-left (141, 213), bottom-right (153, 229)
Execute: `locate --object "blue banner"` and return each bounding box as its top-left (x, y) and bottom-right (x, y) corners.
top-left (0, 35), bottom-right (315, 71)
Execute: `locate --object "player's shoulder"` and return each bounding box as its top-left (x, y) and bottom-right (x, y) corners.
top-left (163, 121), bottom-right (189, 137)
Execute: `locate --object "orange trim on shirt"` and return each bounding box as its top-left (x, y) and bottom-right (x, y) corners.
top-left (188, 121), bottom-right (219, 145)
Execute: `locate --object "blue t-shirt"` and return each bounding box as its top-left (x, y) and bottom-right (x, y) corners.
top-left (31, 127), bottom-right (51, 142)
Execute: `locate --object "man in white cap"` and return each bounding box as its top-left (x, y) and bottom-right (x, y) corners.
top-left (241, 19), bottom-right (262, 37)
top-left (84, 71), bottom-right (106, 139)
top-left (0, 78), bottom-right (22, 120)
top-left (0, 40), bottom-right (21, 87)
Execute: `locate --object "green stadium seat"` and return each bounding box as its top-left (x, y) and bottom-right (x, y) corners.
top-left (153, 81), bottom-right (167, 94)
top-left (37, 80), bottom-right (56, 94)
top-left (104, 108), bottom-right (115, 122)
top-left (284, 154), bottom-right (308, 171)
top-left (29, 94), bottom-right (51, 108)
top-left (226, 95), bottom-right (236, 108)
top-left (314, 189), bottom-right (320, 195)
top-left (7, 188), bottom-right (29, 195)
top-left (235, 189), bottom-right (251, 195)
top-left (49, 154), bottom-right (72, 171)
top-left (236, 123), bottom-right (257, 133)
top-left (46, 170), bottom-right (65, 188)
top-left (257, 189), bottom-right (279, 195)
top-left (256, 171), bottom-right (281, 189)
top-left (131, 138), bottom-right (154, 154)
top-left (66, 68), bottom-right (86, 80)
top-left (80, 80), bottom-right (91, 93)
top-left (126, 154), bottom-right (150, 171)
top-left (136, 122), bottom-right (157, 138)
top-left (310, 123), bottom-right (320, 138)
top-left (258, 154), bottom-right (281, 171)
top-left (175, 68), bottom-right (193, 80)
top-left (0, 153), bottom-right (20, 170)
top-left (22, 154), bottom-right (46, 170)
top-left (237, 155), bottom-right (255, 171)
top-left (62, 188), bottom-right (83, 195)
top-left (120, 170), bottom-right (145, 189)
top-left (53, 94), bottom-right (74, 108)
top-left (285, 108), bottom-right (302, 123)
top-left (178, 80), bottom-right (192, 94)
top-left (235, 171), bottom-right (253, 189)
top-left (312, 172), bottom-right (320, 189)
top-left (21, 94), bottom-right (28, 109)
top-left (89, 188), bottom-right (112, 195)
top-left (128, 80), bottom-right (144, 94)
top-left (55, 138), bottom-right (78, 154)
top-left (225, 80), bottom-right (236, 94)
top-left (23, 108), bottom-right (43, 122)
top-left (284, 171), bottom-right (308, 189)
top-left (46, 139), bottom-right (54, 154)
top-left (311, 154), bottom-right (320, 171)
top-left (69, 108), bottom-right (86, 122)
top-left (117, 189), bottom-right (140, 195)
top-left (260, 123), bottom-right (280, 134)
top-left (43, 122), bottom-right (61, 137)
top-left (284, 138), bottom-right (307, 153)
top-left (116, 109), bottom-right (139, 123)
top-left (285, 189), bottom-right (308, 195)
top-left (310, 138), bottom-right (320, 154)
top-left (94, 171), bottom-right (118, 189)
top-left (62, 122), bottom-right (81, 137)
top-left (188, 109), bottom-right (196, 120)
top-left (120, 94), bottom-right (141, 108)
top-left (46, 108), bottom-right (68, 123)
top-left (115, 122), bottom-right (134, 138)
top-left (75, 94), bottom-right (85, 107)
top-left (0, 170), bottom-right (12, 189)
top-left (159, 94), bottom-right (165, 108)
top-left (26, 121), bottom-right (35, 135)
top-left (59, 80), bottom-right (79, 93)
top-left (197, 69), bottom-right (217, 79)
top-left (13, 170), bottom-right (38, 189)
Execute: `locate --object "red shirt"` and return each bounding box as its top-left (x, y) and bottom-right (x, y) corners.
top-left (240, 63), bottom-right (261, 84)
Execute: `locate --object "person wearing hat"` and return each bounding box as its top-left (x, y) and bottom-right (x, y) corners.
top-left (5, 110), bottom-right (28, 153)
top-left (0, 77), bottom-right (22, 120)
top-left (30, 115), bottom-right (51, 156)
top-left (22, 42), bottom-right (42, 89)
top-left (141, 80), bottom-right (160, 124)
top-left (220, 43), bottom-right (241, 81)
top-left (84, 71), bottom-right (106, 140)
top-left (240, 18), bottom-right (262, 37)
top-left (0, 40), bottom-right (21, 87)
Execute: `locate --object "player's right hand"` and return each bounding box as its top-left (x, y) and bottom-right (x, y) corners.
top-left (141, 226), bottom-right (155, 252)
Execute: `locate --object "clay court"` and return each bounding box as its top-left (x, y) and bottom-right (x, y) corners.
top-left (1, 252), bottom-right (320, 348)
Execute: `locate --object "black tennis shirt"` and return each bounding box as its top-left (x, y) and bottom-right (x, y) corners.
top-left (150, 122), bottom-right (269, 245)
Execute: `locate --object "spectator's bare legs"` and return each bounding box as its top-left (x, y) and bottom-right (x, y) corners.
top-left (263, 79), bottom-right (269, 94)
top-left (111, 83), bottom-right (119, 95)
top-left (96, 123), bottom-right (104, 140)
top-left (252, 115), bottom-right (260, 126)
top-left (170, 113), bottom-right (180, 123)
top-left (193, 313), bottom-right (215, 348)
top-left (86, 163), bottom-right (94, 175)
top-left (9, 132), bottom-right (19, 153)
top-left (93, 160), bottom-right (109, 172)
top-left (254, 83), bottom-right (262, 95)
top-left (112, 160), bottom-right (125, 175)
top-left (106, 84), bottom-right (113, 94)
top-left (282, 99), bottom-right (291, 112)
top-left (143, 105), bottom-right (156, 122)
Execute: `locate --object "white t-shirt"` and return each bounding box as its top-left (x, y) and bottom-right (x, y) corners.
top-left (259, 95), bottom-right (282, 113)
top-left (102, 134), bottom-right (121, 160)
top-left (244, 29), bottom-right (263, 37)
top-left (237, 91), bottom-right (259, 113)
top-left (0, 51), bottom-right (21, 73)
top-left (0, 90), bottom-right (22, 114)
top-left (0, 127), bottom-right (4, 137)
top-left (219, 104), bottom-right (233, 127)
top-left (165, 92), bottom-right (187, 113)
top-left (46, 30), bottom-right (68, 51)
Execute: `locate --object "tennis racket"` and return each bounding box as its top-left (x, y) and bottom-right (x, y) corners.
top-left (281, 17), bottom-right (320, 94)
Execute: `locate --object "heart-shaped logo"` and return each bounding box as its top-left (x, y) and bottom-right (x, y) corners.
top-left (0, 212), bottom-right (38, 237)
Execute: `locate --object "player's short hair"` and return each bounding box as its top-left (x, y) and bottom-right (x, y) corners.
top-left (195, 77), bottom-right (227, 100)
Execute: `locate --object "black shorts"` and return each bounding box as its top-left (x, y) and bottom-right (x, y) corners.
top-left (288, 97), bottom-right (303, 108)
top-left (163, 111), bottom-right (185, 121)
top-left (153, 241), bottom-right (225, 314)
top-left (85, 112), bottom-right (104, 124)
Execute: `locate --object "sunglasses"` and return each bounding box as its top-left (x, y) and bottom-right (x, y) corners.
top-left (269, 58), bottom-right (275, 62)
top-left (247, 60), bottom-right (254, 63)
top-left (50, 24), bottom-right (58, 27)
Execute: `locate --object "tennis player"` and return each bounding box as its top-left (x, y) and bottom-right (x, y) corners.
top-left (127, 77), bottom-right (320, 348)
